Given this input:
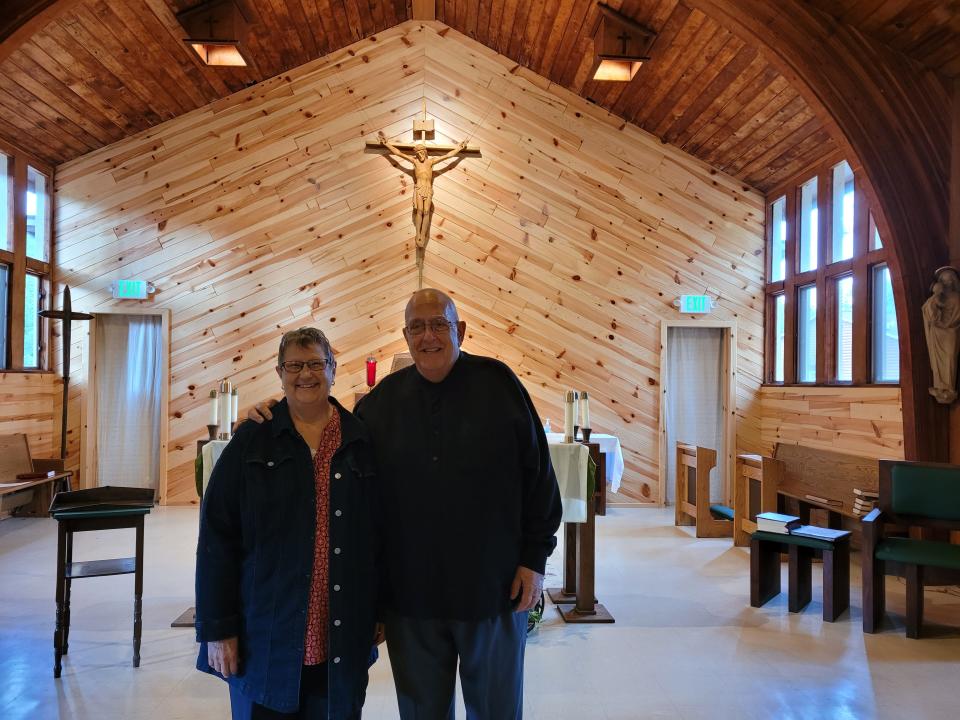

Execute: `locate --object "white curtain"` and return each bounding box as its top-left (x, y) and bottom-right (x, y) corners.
top-left (664, 326), bottom-right (724, 504)
top-left (95, 314), bottom-right (162, 490)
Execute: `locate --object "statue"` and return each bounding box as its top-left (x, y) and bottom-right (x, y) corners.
top-left (922, 266), bottom-right (960, 404)
top-left (378, 132), bottom-right (468, 286)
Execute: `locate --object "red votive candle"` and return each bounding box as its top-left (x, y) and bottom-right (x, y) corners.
top-left (365, 356), bottom-right (377, 387)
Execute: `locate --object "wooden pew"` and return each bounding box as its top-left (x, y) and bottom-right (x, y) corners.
top-left (733, 454), bottom-right (782, 547)
top-left (0, 434), bottom-right (72, 517)
top-left (674, 442), bottom-right (732, 538)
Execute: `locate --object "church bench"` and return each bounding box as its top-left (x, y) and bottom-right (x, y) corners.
top-left (0, 434), bottom-right (72, 517)
top-left (674, 442), bottom-right (732, 538)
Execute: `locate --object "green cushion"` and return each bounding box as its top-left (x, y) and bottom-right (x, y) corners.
top-left (890, 464), bottom-right (960, 520)
top-left (709, 504), bottom-right (734, 521)
top-left (875, 537), bottom-right (960, 571)
top-left (752, 530), bottom-right (836, 552)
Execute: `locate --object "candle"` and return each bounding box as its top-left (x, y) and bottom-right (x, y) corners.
top-left (230, 387), bottom-right (239, 425)
top-left (563, 390), bottom-right (575, 443)
top-left (580, 391), bottom-right (590, 429)
top-left (366, 356), bottom-right (377, 388)
top-left (207, 389), bottom-right (218, 426)
top-left (218, 379), bottom-right (232, 437)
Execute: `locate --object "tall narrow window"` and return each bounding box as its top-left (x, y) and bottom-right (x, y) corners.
top-left (770, 196), bottom-right (786, 282)
top-left (872, 265), bottom-right (899, 382)
top-left (836, 276), bottom-right (853, 381)
top-left (799, 177), bottom-right (818, 272)
top-left (23, 273), bottom-right (40, 367)
top-left (831, 161), bottom-right (854, 261)
top-left (0, 264), bottom-right (8, 366)
top-left (774, 294), bottom-right (785, 382)
top-left (798, 285), bottom-right (817, 382)
top-left (0, 153), bottom-right (10, 252)
top-left (869, 214), bottom-right (883, 250)
top-left (26, 167), bottom-right (49, 261)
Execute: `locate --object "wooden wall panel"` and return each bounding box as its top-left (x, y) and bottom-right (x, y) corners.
top-left (0, 372), bottom-right (57, 459)
top-left (51, 21), bottom-right (765, 506)
top-left (760, 386), bottom-right (904, 460)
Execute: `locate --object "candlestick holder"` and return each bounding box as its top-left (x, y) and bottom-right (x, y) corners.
top-left (206, 424), bottom-right (218, 441)
top-left (581, 427), bottom-right (592, 443)
top-left (573, 425), bottom-right (580, 441)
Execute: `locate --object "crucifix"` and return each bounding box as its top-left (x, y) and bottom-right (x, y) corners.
top-left (366, 102), bottom-right (479, 288)
top-left (39, 285), bottom-right (93, 469)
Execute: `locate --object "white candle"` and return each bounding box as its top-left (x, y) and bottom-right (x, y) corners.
top-left (230, 387), bottom-right (239, 426)
top-left (580, 391), bottom-right (590, 429)
top-left (563, 391), bottom-right (575, 443)
top-left (207, 389), bottom-right (218, 426)
top-left (218, 379), bottom-right (232, 437)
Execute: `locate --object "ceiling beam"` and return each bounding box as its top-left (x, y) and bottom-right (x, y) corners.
top-left (0, 0), bottom-right (84, 65)
top-left (412, 0), bottom-right (435, 22)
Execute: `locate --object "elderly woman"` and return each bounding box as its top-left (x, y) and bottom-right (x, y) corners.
top-left (195, 327), bottom-right (379, 720)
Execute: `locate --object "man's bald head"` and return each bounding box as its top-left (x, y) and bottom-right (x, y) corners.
top-left (403, 289), bottom-right (466, 383)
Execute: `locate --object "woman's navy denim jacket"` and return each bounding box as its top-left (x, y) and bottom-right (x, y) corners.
top-left (195, 397), bottom-right (378, 717)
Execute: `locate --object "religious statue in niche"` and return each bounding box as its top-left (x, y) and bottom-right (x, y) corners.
top-left (922, 266), bottom-right (960, 404)
top-left (378, 131), bottom-right (468, 286)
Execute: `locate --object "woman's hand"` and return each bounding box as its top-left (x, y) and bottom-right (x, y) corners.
top-left (208, 637), bottom-right (240, 677)
top-left (246, 398), bottom-right (279, 424)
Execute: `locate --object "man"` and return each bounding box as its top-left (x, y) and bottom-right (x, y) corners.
top-left (252, 289), bottom-right (561, 719)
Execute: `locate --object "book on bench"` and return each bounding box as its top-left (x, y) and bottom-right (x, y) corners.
top-left (756, 512), bottom-right (801, 534)
top-left (789, 525), bottom-right (851, 542)
top-left (15, 470), bottom-right (57, 480)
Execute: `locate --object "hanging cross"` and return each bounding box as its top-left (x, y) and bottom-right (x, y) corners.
top-left (38, 285), bottom-right (93, 462)
top-left (366, 103), bottom-right (480, 289)
top-left (617, 31), bottom-right (631, 55)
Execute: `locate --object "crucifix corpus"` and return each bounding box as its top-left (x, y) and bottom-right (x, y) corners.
top-left (367, 106), bottom-right (479, 288)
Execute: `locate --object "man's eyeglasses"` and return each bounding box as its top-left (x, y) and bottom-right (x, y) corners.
top-left (279, 359), bottom-right (332, 373)
top-left (406, 318), bottom-right (453, 336)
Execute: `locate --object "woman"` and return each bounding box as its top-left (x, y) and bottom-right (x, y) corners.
top-left (196, 327), bottom-right (379, 719)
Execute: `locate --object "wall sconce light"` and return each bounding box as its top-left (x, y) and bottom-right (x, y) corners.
top-left (591, 3), bottom-right (656, 82)
top-left (178, 0), bottom-right (250, 67)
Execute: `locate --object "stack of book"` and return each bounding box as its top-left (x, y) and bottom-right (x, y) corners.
top-left (789, 525), bottom-right (851, 541)
top-left (756, 511), bottom-right (801, 534)
top-left (852, 488), bottom-right (879, 517)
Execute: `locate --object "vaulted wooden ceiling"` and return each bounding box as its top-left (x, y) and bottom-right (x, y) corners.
top-left (0, 0), bottom-right (956, 191)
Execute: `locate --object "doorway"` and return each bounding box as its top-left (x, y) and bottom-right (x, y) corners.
top-left (659, 321), bottom-right (737, 507)
top-left (84, 310), bottom-right (170, 499)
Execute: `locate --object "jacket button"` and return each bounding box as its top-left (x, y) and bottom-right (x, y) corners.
top-left (334, 472), bottom-right (342, 479)
top-left (333, 619), bottom-right (341, 627)
top-left (333, 657), bottom-right (341, 664)
top-left (333, 584), bottom-right (341, 591)
top-left (432, 456), bottom-right (438, 462)
top-left (267, 461), bottom-right (275, 467)
top-left (334, 547), bottom-right (341, 555)
top-left (335, 509), bottom-right (342, 517)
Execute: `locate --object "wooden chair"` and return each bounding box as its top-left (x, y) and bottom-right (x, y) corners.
top-left (733, 454), bottom-right (782, 547)
top-left (674, 442), bottom-right (731, 538)
top-left (862, 460), bottom-right (960, 638)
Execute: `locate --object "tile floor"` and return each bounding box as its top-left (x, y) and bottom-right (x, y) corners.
top-left (1, 506), bottom-right (958, 719)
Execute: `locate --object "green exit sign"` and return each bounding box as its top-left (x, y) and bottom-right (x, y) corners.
top-left (679, 295), bottom-right (713, 313)
top-left (111, 279), bottom-right (151, 300)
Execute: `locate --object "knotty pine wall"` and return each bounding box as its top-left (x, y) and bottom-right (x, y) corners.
top-left (759, 386), bottom-right (904, 460)
top-left (51, 21), bottom-right (769, 505)
top-left (0, 373), bottom-right (57, 459)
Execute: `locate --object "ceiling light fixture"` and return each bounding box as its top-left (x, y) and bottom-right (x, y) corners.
top-left (178, 0), bottom-right (250, 68)
top-left (591, 3), bottom-right (656, 82)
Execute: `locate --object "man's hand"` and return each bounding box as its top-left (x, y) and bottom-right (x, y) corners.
top-left (208, 637), bottom-right (240, 678)
top-left (246, 398), bottom-right (279, 424)
top-left (510, 566), bottom-right (544, 612)
top-left (373, 622), bottom-right (385, 646)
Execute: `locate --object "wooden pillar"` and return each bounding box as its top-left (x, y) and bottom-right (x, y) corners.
top-left (411, 0), bottom-right (435, 21)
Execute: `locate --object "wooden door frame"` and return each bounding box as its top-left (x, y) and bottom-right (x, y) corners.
top-left (658, 319), bottom-right (738, 508)
top-left (81, 308), bottom-right (171, 504)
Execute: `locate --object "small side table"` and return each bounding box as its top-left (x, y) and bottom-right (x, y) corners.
top-left (750, 529), bottom-right (851, 622)
top-left (50, 486), bottom-right (154, 678)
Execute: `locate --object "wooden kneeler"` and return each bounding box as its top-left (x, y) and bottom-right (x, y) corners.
top-left (547, 442), bottom-right (614, 623)
top-left (675, 442), bottom-right (732, 538)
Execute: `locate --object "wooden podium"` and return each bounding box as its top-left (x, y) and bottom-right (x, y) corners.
top-left (547, 441), bottom-right (614, 623)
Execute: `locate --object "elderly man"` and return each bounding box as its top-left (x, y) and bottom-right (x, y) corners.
top-left (355, 289), bottom-right (561, 719)
top-left (250, 289), bottom-right (560, 719)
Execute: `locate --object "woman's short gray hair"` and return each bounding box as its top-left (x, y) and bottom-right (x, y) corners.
top-left (278, 327), bottom-right (336, 366)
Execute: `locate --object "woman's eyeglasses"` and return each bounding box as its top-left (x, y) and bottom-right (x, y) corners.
top-left (279, 359), bottom-right (331, 373)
